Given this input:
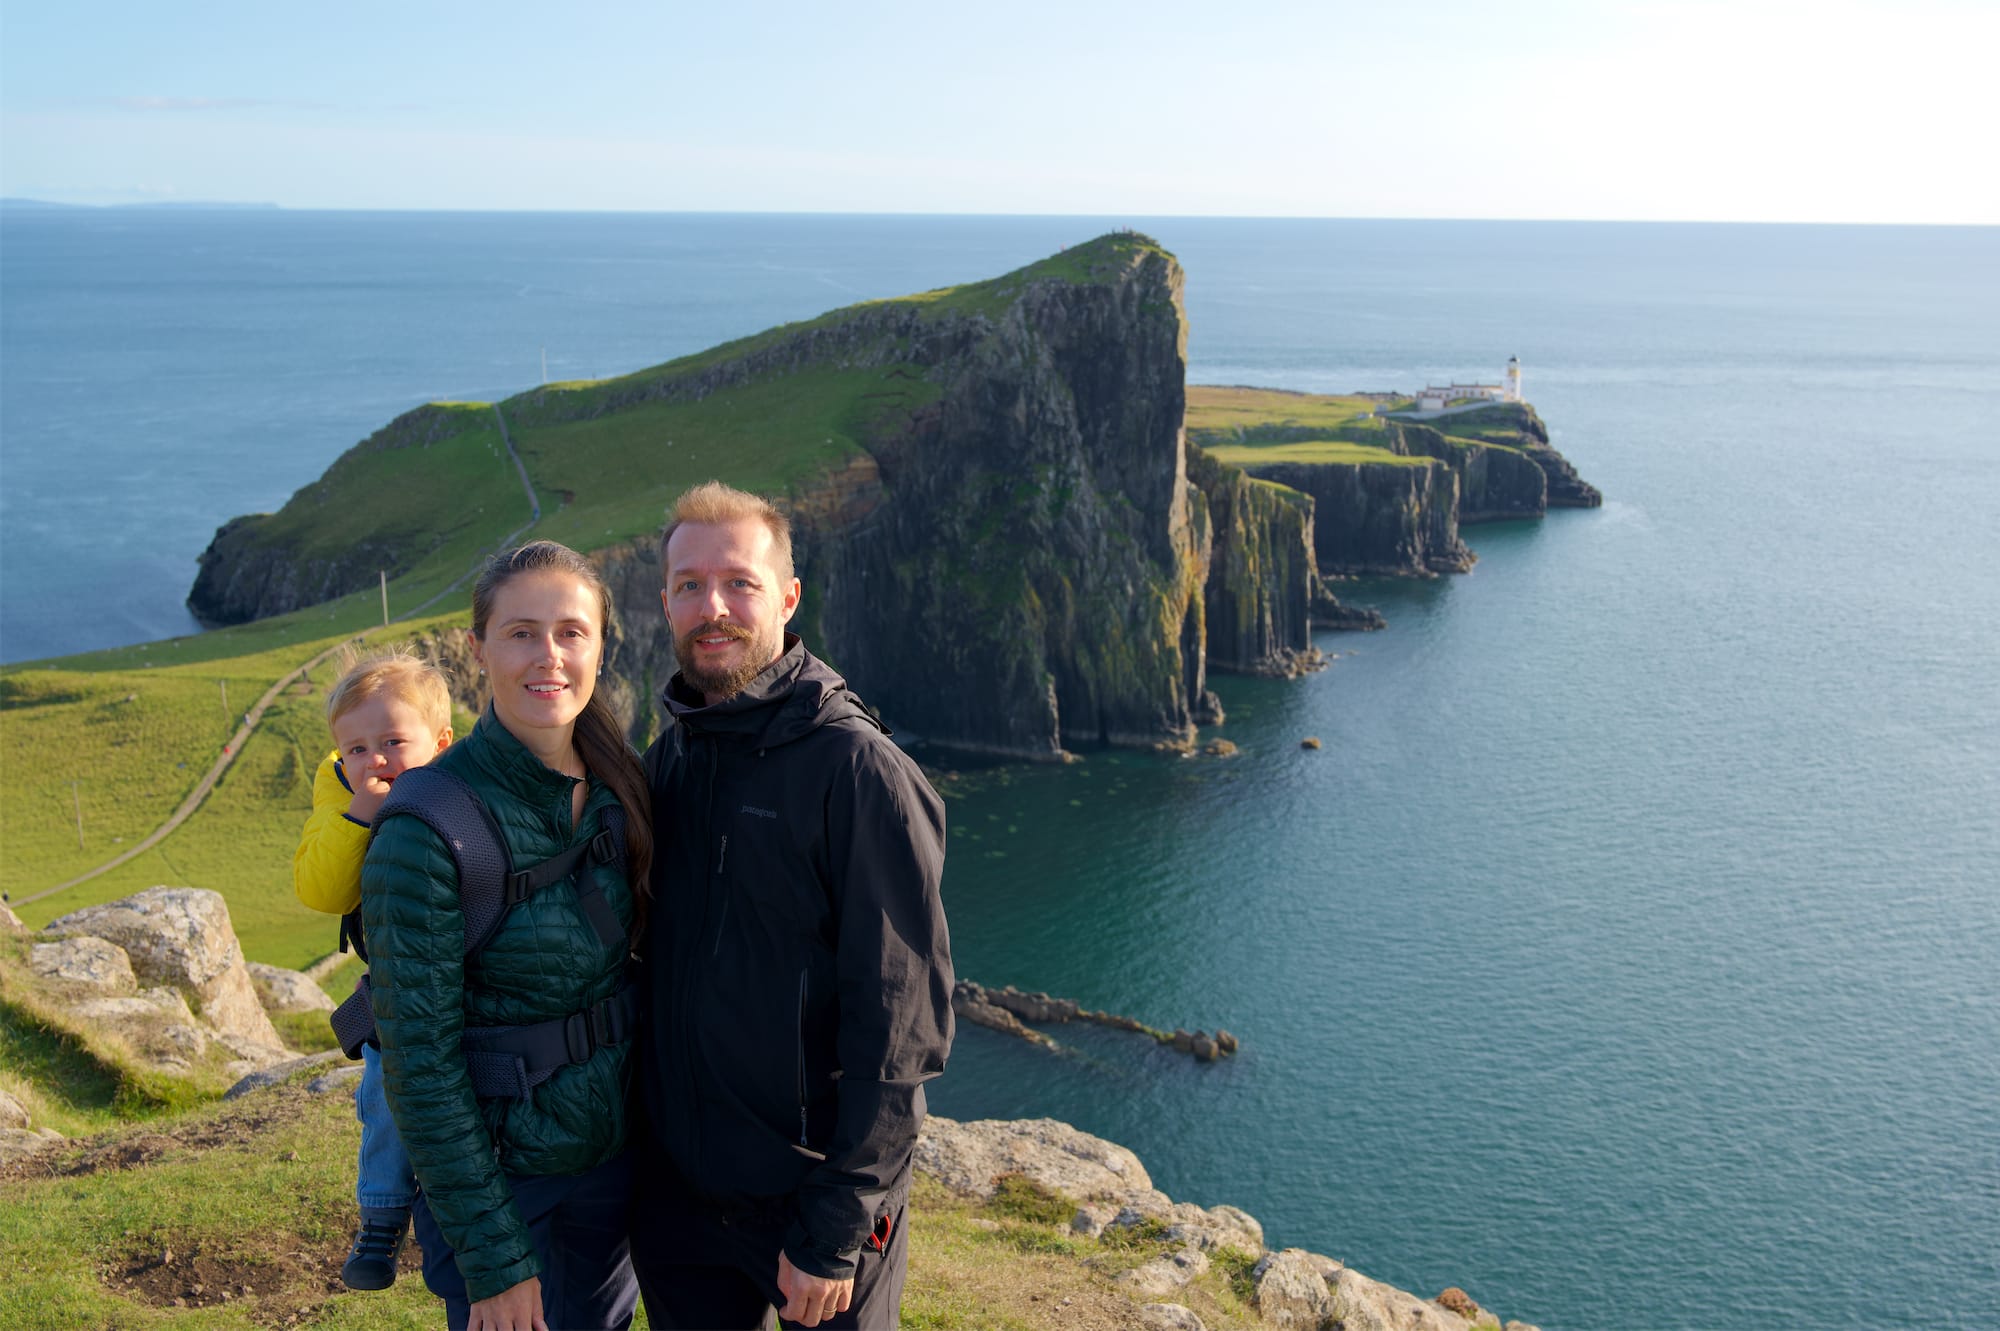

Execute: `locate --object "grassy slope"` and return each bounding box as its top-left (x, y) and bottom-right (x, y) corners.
top-left (0, 1067), bottom-right (1263, 1331)
top-left (4, 614), bottom-right (471, 965)
top-left (1186, 385), bottom-right (1426, 468)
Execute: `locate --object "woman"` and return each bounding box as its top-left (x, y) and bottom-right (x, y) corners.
top-left (361, 540), bottom-right (652, 1331)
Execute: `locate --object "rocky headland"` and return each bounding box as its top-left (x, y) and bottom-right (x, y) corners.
top-left (183, 234), bottom-right (1598, 762)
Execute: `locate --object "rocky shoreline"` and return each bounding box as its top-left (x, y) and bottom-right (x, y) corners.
top-left (4, 891), bottom-right (1540, 1330)
top-left (916, 1115), bottom-right (1539, 1331)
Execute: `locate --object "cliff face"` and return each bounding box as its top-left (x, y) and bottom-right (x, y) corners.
top-left (1186, 449), bottom-right (1320, 676)
top-left (180, 241), bottom-right (1600, 758)
top-left (187, 405), bottom-right (490, 626)
top-left (806, 247), bottom-right (1206, 756)
top-left (1407, 402), bottom-right (1603, 510)
top-left (1243, 457), bottom-right (1474, 577)
top-left (1391, 422), bottom-right (1549, 524)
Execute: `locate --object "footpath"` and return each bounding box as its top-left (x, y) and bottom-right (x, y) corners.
top-left (17, 404), bottom-right (541, 907)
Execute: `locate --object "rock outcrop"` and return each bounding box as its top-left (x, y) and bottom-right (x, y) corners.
top-left (1243, 457), bottom-right (1473, 578)
top-left (245, 962), bottom-right (335, 1014)
top-left (1187, 449), bottom-right (1326, 677)
top-left (917, 1114), bottom-right (1538, 1331)
top-left (1392, 422), bottom-right (1549, 525)
top-left (41, 888), bottom-right (289, 1071)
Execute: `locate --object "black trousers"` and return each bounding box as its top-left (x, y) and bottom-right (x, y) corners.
top-left (410, 1152), bottom-right (638, 1331)
top-left (629, 1184), bottom-right (909, 1331)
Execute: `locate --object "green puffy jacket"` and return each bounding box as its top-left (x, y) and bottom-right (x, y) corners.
top-left (360, 709), bottom-right (635, 1301)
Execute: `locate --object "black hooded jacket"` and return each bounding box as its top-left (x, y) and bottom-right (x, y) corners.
top-left (636, 636), bottom-right (953, 1279)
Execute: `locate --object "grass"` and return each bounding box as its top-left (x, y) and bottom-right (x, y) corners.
top-left (5, 614), bottom-right (470, 969)
top-left (513, 363), bottom-right (939, 556)
top-left (0, 1081), bottom-right (1265, 1331)
top-left (1203, 439), bottom-right (1429, 467)
top-left (1186, 384), bottom-right (1396, 441)
top-left (0, 939), bottom-right (217, 1131)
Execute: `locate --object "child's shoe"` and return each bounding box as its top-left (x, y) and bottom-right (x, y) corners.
top-left (339, 1207), bottom-right (410, 1290)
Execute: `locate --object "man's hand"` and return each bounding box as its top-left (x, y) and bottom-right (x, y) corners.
top-left (777, 1250), bottom-right (853, 1328)
top-left (468, 1275), bottom-right (546, 1331)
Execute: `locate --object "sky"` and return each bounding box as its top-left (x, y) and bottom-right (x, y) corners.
top-left (1, 0), bottom-right (1993, 224)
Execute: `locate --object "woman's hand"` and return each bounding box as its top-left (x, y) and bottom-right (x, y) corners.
top-left (469, 1275), bottom-right (547, 1331)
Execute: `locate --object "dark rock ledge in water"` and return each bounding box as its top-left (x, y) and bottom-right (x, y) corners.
top-left (954, 978), bottom-right (1239, 1062)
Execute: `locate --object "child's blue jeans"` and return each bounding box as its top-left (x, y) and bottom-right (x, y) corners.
top-left (356, 1044), bottom-right (417, 1212)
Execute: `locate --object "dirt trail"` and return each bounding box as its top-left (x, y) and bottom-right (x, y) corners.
top-left (18, 405), bottom-right (544, 908)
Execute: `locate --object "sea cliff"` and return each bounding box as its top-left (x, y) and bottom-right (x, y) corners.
top-left (185, 238), bottom-right (1598, 758)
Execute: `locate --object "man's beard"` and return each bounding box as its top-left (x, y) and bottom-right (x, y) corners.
top-left (675, 618), bottom-right (780, 700)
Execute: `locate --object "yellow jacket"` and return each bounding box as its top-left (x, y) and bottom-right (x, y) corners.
top-left (293, 750), bottom-right (370, 915)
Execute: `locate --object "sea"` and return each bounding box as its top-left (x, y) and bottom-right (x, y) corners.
top-left (3, 210), bottom-right (1996, 1330)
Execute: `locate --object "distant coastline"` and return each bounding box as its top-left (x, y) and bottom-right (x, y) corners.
top-left (0, 197), bottom-right (280, 211)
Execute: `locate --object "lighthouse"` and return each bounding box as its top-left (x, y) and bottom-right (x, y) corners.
top-left (1505, 355), bottom-right (1522, 403)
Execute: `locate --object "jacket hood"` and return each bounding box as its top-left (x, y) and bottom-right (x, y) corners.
top-left (662, 634), bottom-right (884, 751)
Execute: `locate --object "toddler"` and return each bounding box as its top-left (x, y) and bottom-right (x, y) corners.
top-left (293, 646), bottom-right (453, 1291)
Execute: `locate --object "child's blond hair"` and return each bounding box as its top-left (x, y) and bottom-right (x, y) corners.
top-left (324, 645), bottom-right (453, 734)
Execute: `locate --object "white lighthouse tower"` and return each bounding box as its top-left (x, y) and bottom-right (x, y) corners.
top-left (1505, 355), bottom-right (1522, 403)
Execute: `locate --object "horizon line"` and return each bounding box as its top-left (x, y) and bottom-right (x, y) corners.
top-left (2, 197), bottom-right (1993, 228)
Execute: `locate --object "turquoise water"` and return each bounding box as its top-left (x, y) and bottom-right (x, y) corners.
top-left (4, 213), bottom-right (1996, 1327)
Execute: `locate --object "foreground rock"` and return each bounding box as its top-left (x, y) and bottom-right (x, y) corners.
top-left (246, 962), bottom-right (336, 1014)
top-left (40, 888), bottom-right (292, 1073)
top-left (917, 1115), bottom-right (1536, 1331)
top-left (30, 936), bottom-right (139, 995)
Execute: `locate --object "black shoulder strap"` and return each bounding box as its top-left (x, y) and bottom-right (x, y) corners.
top-left (376, 764), bottom-right (627, 958)
top-left (375, 765), bottom-right (514, 957)
top-left (334, 766), bottom-right (630, 1071)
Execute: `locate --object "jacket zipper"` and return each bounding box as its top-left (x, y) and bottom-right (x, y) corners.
top-left (710, 834), bottom-right (731, 956)
top-left (796, 968), bottom-right (809, 1144)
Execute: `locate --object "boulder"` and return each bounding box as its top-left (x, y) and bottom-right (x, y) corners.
top-left (1140, 1303), bottom-right (1207, 1331)
top-left (1329, 1267), bottom-right (1473, 1331)
top-left (915, 1116), bottom-right (1152, 1200)
top-left (1191, 1032), bottom-right (1217, 1061)
top-left (73, 987), bottom-right (210, 1071)
top-left (223, 1048), bottom-right (350, 1100)
top-left (1254, 1248), bottom-right (1338, 1330)
top-left (1118, 1245), bottom-right (1209, 1299)
top-left (44, 888), bottom-right (285, 1053)
top-left (28, 936), bottom-right (137, 995)
top-left (1162, 1202), bottom-right (1263, 1254)
top-left (247, 962), bottom-right (336, 1014)
top-left (1, 899), bottom-right (24, 932)
top-left (306, 1065), bottom-right (364, 1096)
top-left (986, 985), bottom-right (1080, 1025)
top-left (1216, 1029), bottom-right (1239, 1055)
top-left (0, 1126), bottom-right (65, 1166)
top-left (1070, 1202), bottom-right (1119, 1239)
top-left (0, 1088), bottom-right (30, 1130)
top-left (1436, 1288), bottom-right (1499, 1329)
top-left (1111, 1199), bottom-right (1263, 1254)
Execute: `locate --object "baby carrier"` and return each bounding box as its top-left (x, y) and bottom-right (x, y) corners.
top-left (328, 765), bottom-right (633, 1098)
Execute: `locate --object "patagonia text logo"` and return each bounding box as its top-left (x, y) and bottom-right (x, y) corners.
top-left (740, 804), bottom-right (778, 819)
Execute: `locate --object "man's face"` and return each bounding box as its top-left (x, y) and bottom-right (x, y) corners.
top-left (661, 517), bottom-right (801, 704)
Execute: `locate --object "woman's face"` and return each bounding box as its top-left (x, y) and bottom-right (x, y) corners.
top-left (470, 570), bottom-right (602, 747)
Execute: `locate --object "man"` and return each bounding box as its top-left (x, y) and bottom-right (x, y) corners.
top-left (632, 481), bottom-right (954, 1330)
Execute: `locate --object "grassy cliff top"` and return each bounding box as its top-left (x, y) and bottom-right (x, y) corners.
top-left (1188, 385), bottom-right (1423, 468)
